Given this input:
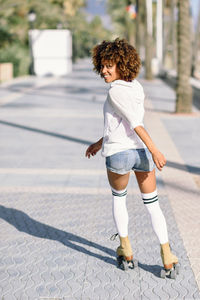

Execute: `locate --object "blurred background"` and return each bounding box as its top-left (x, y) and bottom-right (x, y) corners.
top-left (0, 0), bottom-right (199, 112)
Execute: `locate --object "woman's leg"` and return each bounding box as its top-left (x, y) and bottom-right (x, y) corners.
top-left (107, 170), bottom-right (130, 237)
top-left (135, 169), bottom-right (178, 270)
top-left (134, 168), bottom-right (156, 193)
top-left (134, 169), bottom-right (168, 244)
top-left (107, 170), bottom-right (133, 262)
top-left (107, 169), bottom-right (130, 191)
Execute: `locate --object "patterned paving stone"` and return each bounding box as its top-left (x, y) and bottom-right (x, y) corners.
top-left (0, 191), bottom-right (199, 299)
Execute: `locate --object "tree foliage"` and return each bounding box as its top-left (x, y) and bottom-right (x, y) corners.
top-left (107, 0), bottom-right (136, 44)
top-left (68, 13), bottom-right (110, 60)
top-left (0, 0), bottom-right (110, 76)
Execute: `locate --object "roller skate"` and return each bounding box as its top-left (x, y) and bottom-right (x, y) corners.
top-left (111, 234), bottom-right (138, 270)
top-left (160, 242), bottom-right (179, 279)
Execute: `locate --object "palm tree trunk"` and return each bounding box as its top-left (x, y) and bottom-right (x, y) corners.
top-left (135, 0), bottom-right (140, 52)
top-left (176, 0), bottom-right (192, 113)
top-left (191, 4), bottom-right (200, 77)
top-left (171, 0), bottom-right (177, 68)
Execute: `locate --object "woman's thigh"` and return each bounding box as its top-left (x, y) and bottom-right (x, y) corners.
top-left (134, 169), bottom-right (156, 193)
top-left (107, 169), bottom-right (130, 190)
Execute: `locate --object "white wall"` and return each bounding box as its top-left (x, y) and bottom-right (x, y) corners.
top-left (29, 29), bottom-right (72, 76)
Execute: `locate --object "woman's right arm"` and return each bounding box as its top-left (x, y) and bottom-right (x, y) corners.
top-left (85, 137), bottom-right (103, 158)
top-left (134, 126), bottom-right (166, 171)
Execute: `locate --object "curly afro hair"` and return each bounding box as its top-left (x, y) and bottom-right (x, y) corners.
top-left (92, 38), bottom-right (141, 82)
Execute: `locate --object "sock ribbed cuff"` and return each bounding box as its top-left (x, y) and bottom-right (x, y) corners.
top-left (111, 187), bottom-right (127, 197)
top-left (142, 190), bottom-right (158, 205)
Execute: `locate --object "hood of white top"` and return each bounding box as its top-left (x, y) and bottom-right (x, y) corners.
top-left (110, 79), bottom-right (137, 88)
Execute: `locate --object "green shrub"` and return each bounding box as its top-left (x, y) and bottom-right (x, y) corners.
top-left (0, 44), bottom-right (30, 77)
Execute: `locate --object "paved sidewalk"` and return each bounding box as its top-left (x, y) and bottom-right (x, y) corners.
top-left (0, 59), bottom-right (199, 299)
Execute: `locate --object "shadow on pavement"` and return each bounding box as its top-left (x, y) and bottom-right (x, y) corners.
top-left (3, 88), bottom-right (106, 104)
top-left (138, 262), bottom-right (162, 278)
top-left (0, 205), bottom-right (116, 266)
top-left (0, 120), bottom-right (92, 146)
top-left (0, 204), bottom-right (164, 276)
top-left (2, 81), bottom-right (106, 97)
top-left (167, 160), bottom-right (200, 175)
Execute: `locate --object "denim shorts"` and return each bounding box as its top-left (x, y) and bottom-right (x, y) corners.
top-left (106, 148), bottom-right (155, 175)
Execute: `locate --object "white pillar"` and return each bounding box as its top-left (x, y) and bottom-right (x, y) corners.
top-left (146, 0), bottom-right (153, 36)
top-left (156, 0), bottom-right (163, 69)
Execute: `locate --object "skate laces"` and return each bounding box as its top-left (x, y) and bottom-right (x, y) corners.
top-left (110, 233), bottom-right (118, 241)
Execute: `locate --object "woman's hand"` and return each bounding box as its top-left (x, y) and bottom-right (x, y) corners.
top-left (151, 150), bottom-right (166, 171)
top-left (134, 126), bottom-right (166, 171)
top-left (85, 138), bottom-right (103, 159)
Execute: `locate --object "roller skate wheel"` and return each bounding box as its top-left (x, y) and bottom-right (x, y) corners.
top-left (174, 264), bottom-right (179, 275)
top-left (122, 260), bottom-right (129, 271)
top-left (127, 260), bottom-right (134, 269)
top-left (170, 269), bottom-right (176, 279)
top-left (160, 269), bottom-right (166, 278)
top-left (117, 256), bottom-right (127, 270)
top-left (133, 259), bottom-right (138, 268)
top-left (117, 256), bottom-right (123, 267)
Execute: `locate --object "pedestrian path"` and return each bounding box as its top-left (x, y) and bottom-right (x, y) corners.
top-left (0, 59), bottom-right (199, 299)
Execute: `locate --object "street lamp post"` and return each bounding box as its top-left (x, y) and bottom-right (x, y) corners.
top-left (27, 9), bottom-right (36, 75)
top-left (28, 9), bottom-right (36, 29)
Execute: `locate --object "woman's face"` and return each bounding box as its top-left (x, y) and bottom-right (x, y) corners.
top-left (100, 61), bottom-right (120, 83)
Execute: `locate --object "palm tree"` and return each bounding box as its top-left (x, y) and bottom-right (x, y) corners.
top-left (135, 0), bottom-right (145, 57)
top-left (170, 0), bottom-right (177, 69)
top-left (135, 0), bottom-right (140, 52)
top-left (191, 3), bottom-right (200, 77)
top-left (163, 0), bottom-right (177, 70)
top-left (176, 0), bottom-right (192, 113)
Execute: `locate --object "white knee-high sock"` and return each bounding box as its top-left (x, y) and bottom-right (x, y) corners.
top-left (112, 187), bottom-right (128, 237)
top-left (142, 190), bottom-right (168, 244)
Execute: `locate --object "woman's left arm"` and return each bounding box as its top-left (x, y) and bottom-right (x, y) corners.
top-left (134, 126), bottom-right (166, 171)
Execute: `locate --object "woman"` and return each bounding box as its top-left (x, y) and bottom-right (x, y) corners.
top-left (85, 38), bottom-right (178, 277)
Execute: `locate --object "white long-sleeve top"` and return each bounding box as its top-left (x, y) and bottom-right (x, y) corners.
top-left (102, 79), bottom-right (146, 157)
